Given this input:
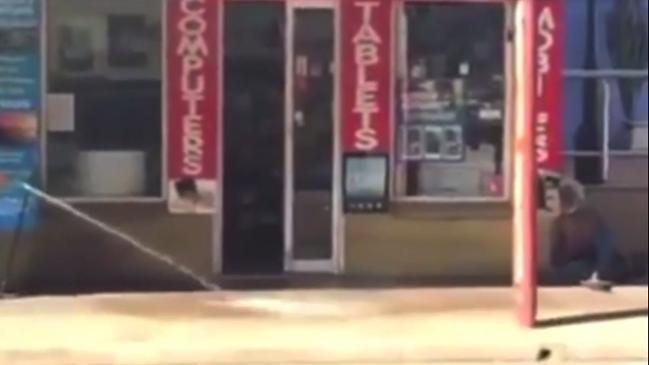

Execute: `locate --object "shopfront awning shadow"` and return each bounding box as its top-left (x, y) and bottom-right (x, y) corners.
top-left (537, 308), bottom-right (648, 328)
top-left (3, 201), bottom-right (211, 296)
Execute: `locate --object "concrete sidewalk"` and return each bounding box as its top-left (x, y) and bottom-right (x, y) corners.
top-left (0, 287), bottom-right (647, 364)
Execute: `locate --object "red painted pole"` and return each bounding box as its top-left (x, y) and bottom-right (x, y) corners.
top-left (513, 0), bottom-right (539, 328)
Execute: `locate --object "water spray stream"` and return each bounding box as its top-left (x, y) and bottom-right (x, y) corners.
top-left (20, 183), bottom-right (219, 291)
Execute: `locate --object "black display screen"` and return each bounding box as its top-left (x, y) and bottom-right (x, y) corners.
top-left (343, 154), bottom-right (389, 213)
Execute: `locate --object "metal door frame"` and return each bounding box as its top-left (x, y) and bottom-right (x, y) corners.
top-left (284, 0), bottom-right (342, 273)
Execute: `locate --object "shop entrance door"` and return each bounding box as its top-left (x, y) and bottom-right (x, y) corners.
top-left (222, 2), bottom-right (286, 275)
top-left (285, 1), bottom-right (338, 272)
top-left (221, 1), bottom-right (338, 275)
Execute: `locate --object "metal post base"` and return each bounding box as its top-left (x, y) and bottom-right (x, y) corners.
top-left (1, 193), bottom-right (30, 298)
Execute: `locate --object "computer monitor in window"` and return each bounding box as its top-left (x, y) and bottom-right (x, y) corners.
top-left (343, 153), bottom-right (389, 213)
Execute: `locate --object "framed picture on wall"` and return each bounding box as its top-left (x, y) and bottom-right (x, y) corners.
top-left (58, 24), bottom-right (94, 72)
top-left (107, 15), bottom-right (149, 68)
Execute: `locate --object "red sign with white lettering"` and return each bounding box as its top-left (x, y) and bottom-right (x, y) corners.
top-left (166, 0), bottom-right (219, 213)
top-left (535, 0), bottom-right (564, 174)
top-left (341, 0), bottom-right (392, 153)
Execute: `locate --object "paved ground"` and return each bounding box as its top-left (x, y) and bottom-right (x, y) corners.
top-left (0, 287), bottom-right (647, 364)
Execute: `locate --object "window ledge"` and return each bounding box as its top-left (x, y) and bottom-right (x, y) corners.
top-left (389, 199), bottom-right (512, 220)
top-left (60, 197), bottom-right (165, 204)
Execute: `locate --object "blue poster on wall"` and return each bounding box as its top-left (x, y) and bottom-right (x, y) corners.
top-left (0, 0), bottom-right (41, 231)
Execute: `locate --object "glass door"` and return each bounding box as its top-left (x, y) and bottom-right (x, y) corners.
top-left (222, 1), bottom-right (286, 274)
top-left (285, 1), bottom-right (337, 272)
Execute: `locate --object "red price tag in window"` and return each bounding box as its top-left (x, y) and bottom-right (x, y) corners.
top-left (481, 171), bottom-right (503, 196)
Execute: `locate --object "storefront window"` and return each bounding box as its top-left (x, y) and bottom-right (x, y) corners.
top-left (45, 0), bottom-right (162, 198)
top-left (395, 2), bottom-right (507, 199)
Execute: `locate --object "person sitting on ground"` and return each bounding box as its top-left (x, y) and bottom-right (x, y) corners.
top-left (550, 178), bottom-right (626, 291)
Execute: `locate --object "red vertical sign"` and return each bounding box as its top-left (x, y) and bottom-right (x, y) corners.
top-left (341, 0), bottom-right (392, 153)
top-left (535, 0), bottom-right (564, 173)
top-left (166, 0), bottom-right (219, 214)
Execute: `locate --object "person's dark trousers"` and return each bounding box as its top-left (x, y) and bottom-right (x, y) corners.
top-left (553, 227), bottom-right (622, 282)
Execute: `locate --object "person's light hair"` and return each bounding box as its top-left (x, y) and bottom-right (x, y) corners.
top-left (559, 177), bottom-right (586, 206)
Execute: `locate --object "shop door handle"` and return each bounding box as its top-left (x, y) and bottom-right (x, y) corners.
top-left (294, 111), bottom-right (305, 127)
